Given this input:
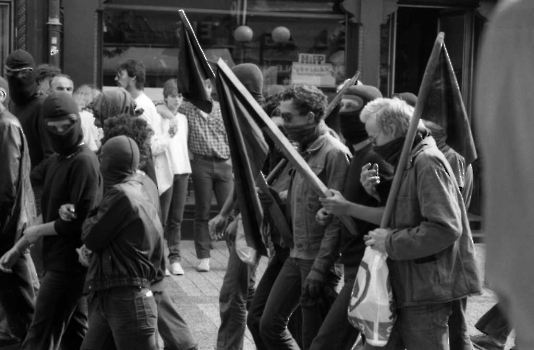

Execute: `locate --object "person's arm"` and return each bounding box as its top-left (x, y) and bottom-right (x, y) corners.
top-left (0, 117), bottom-right (22, 223)
top-left (82, 187), bottom-right (131, 253)
top-left (385, 156), bottom-right (463, 260)
top-left (319, 189), bottom-right (385, 226)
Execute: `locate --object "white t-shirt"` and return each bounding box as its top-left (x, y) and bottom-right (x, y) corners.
top-left (167, 112), bottom-right (191, 175)
top-left (79, 110), bottom-right (100, 152)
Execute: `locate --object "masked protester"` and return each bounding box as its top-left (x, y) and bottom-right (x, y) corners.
top-left (0, 92), bottom-right (102, 350)
top-left (259, 85), bottom-right (351, 350)
top-left (79, 135), bottom-right (164, 350)
top-left (311, 84), bottom-right (393, 350)
top-left (5, 50), bottom-right (54, 172)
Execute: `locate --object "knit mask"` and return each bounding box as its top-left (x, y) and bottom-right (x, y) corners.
top-left (43, 93), bottom-right (84, 155)
top-left (5, 49), bottom-right (38, 104)
top-left (100, 135), bottom-right (140, 192)
top-left (339, 84), bottom-right (382, 145)
top-left (232, 63), bottom-right (265, 105)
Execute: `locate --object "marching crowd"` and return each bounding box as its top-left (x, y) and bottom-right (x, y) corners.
top-left (0, 1), bottom-right (529, 346)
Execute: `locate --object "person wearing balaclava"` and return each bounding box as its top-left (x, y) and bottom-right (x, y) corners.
top-left (77, 135), bottom-right (164, 349)
top-left (211, 63), bottom-right (266, 350)
top-left (0, 92), bottom-right (102, 350)
top-left (259, 85), bottom-right (351, 350)
top-left (0, 77), bottom-right (38, 348)
top-left (5, 50), bottom-right (54, 172)
top-left (311, 84), bottom-right (394, 350)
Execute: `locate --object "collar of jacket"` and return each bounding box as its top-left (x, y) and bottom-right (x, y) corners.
top-left (405, 135), bottom-right (437, 170)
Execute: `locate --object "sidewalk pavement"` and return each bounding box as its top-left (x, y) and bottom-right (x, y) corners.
top-left (163, 240), bottom-right (515, 350)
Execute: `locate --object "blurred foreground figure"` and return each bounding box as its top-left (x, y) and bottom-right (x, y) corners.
top-left (475, 0), bottom-right (534, 348)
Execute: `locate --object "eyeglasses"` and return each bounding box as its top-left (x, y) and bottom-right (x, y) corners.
top-left (271, 107), bottom-right (298, 123)
top-left (368, 131), bottom-right (381, 145)
top-left (4, 66), bottom-right (34, 78)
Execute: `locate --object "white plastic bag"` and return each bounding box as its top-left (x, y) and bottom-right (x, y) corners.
top-left (347, 247), bottom-right (396, 346)
top-left (234, 215), bottom-right (258, 265)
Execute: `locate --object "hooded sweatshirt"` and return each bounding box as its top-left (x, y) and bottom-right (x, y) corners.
top-left (6, 50), bottom-right (54, 170)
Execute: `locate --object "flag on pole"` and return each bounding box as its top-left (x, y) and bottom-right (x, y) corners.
top-left (177, 10), bottom-right (215, 114)
top-left (216, 58), bottom-right (359, 242)
top-left (215, 60), bottom-right (270, 256)
top-left (420, 43), bottom-right (478, 166)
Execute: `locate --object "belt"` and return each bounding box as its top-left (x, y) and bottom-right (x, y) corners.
top-left (193, 153), bottom-right (229, 162)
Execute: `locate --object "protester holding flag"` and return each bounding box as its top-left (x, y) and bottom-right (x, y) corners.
top-left (259, 85), bottom-right (350, 350)
top-left (357, 98), bottom-right (480, 349)
top-left (310, 83), bottom-right (389, 350)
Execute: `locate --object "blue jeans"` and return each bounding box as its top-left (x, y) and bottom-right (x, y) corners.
top-left (475, 302), bottom-right (512, 345)
top-left (448, 298), bottom-right (472, 350)
top-left (22, 270), bottom-right (88, 350)
top-left (309, 265), bottom-right (360, 350)
top-left (247, 245), bottom-right (303, 350)
top-left (81, 286), bottom-right (158, 350)
top-left (190, 155), bottom-right (233, 259)
top-left (155, 288), bottom-right (198, 350)
top-left (260, 257), bottom-right (340, 350)
top-left (163, 174), bottom-right (190, 263)
top-left (365, 302), bottom-right (452, 350)
top-left (216, 241), bottom-right (259, 350)
top-left (0, 252), bottom-right (36, 342)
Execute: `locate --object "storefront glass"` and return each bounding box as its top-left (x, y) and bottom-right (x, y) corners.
top-left (0, 1), bottom-right (13, 71)
top-left (102, 1), bottom-right (346, 99)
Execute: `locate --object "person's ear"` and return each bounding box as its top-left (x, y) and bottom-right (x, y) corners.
top-left (387, 124), bottom-right (397, 138)
top-left (306, 111), bottom-right (315, 124)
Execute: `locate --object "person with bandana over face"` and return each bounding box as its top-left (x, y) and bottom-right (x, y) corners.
top-left (325, 98), bottom-right (481, 349)
top-left (77, 135), bottom-right (163, 350)
top-left (0, 93), bottom-right (102, 350)
top-left (0, 77), bottom-right (38, 348)
top-left (259, 85), bottom-right (350, 350)
top-left (310, 84), bottom-right (393, 350)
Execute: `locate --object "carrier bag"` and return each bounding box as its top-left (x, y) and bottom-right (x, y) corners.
top-left (347, 247), bottom-right (396, 346)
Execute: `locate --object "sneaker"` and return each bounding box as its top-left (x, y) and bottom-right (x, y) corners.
top-left (471, 334), bottom-right (505, 350)
top-left (165, 268), bottom-right (171, 277)
top-left (170, 262), bottom-right (184, 275)
top-left (197, 258), bottom-right (210, 272)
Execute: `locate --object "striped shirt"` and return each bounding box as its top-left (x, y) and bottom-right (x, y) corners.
top-left (178, 100), bottom-right (230, 159)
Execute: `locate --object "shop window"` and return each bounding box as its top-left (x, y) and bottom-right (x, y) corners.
top-left (0, 1), bottom-right (14, 70)
top-left (102, 2), bottom-right (345, 100)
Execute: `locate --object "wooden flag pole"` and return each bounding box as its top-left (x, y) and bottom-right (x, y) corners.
top-left (379, 32), bottom-right (445, 228)
top-left (178, 10), bottom-right (215, 79)
top-left (217, 58), bottom-right (359, 236)
top-left (324, 71), bottom-right (360, 119)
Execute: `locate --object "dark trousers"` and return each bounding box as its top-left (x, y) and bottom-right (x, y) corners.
top-left (309, 265), bottom-right (360, 350)
top-left (155, 288), bottom-right (198, 350)
top-left (216, 241), bottom-right (259, 350)
top-left (190, 156), bottom-right (233, 259)
top-left (0, 252), bottom-right (36, 341)
top-left (81, 287), bottom-right (157, 350)
top-left (448, 298), bottom-right (472, 350)
top-left (21, 270), bottom-right (88, 350)
top-left (163, 174), bottom-right (190, 263)
top-left (247, 245), bottom-right (303, 350)
top-left (475, 303), bottom-right (513, 345)
top-left (260, 257), bottom-right (340, 350)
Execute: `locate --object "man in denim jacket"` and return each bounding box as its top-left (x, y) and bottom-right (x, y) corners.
top-left (259, 85), bottom-right (351, 350)
top-left (361, 98), bottom-right (482, 349)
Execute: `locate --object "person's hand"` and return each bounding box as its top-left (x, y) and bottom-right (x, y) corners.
top-left (0, 248), bottom-right (21, 273)
top-left (59, 204), bottom-right (77, 221)
top-left (76, 245), bottom-right (93, 267)
top-left (318, 189), bottom-right (349, 216)
top-left (257, 187), bottom-right (281, 210)
top-left (168, 121), bottom-right (178, 137)
top-left (209, 214), bottom-right (228, 241)
top-left (361, 163), bottom-right (380, 200)
top-left (315, 208), bottom-right (333, 226)
top-left (364, 228), bottom-right (392, 253)
top-left (303, 268), bottom-right (326, 299)
top-left (224, 219), bottom-right (238, 244)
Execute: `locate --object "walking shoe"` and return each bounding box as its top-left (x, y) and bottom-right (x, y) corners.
top-left (471, 334), bottom-right (505, 350)
top-left (165, 268), bottom-right (171, 277)
top-left (197, 258), bottom-right (210, 272)
top-left (170, 262), bottom-right (184, 275)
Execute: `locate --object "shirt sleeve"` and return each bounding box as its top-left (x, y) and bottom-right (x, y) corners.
top-left (0, 121), bottom-right (22, 219)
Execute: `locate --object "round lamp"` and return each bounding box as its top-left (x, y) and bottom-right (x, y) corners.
top-left (272, 26), bottom-right (291, 43)
top-left (234, 25), bottom-right (254, 42)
